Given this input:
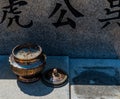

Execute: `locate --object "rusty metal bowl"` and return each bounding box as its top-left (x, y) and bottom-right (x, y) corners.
top-left (9, 43), bottom-right (47, 83)
top-left (9, 53), bottom-right (46, 82)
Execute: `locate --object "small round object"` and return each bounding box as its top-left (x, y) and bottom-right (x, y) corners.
top-left (12, 43), bottom-right (42, 64)
top-left (42, 68), bottom-right (68, 88)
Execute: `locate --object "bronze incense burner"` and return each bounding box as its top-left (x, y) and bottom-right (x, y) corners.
top-left (9, 43), bottom-right (46, 83)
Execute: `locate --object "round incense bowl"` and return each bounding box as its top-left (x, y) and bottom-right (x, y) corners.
top-left (12, 43), bottom-right (42, 64)
top-left (9, 43), bottom-right (46, 83)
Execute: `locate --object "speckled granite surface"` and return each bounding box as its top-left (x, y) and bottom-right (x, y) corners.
top-left (0, 0), bottom-right (120, 58)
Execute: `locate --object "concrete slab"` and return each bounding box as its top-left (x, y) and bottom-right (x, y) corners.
top-left (0, 56), bottom-right (69, 99)
top-left (70, 59), bottom-right (120, 99)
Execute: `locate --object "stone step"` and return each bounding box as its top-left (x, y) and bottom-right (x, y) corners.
top-left (70, 59), bottom-right (120, 99)
top-left (1, 55), bottom-right (120, 99)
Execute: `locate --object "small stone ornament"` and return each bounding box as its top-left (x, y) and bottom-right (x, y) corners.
top-left (9, 43), bottom-right (46, 83)
top-left (42, 68), bottom-right (68, 87)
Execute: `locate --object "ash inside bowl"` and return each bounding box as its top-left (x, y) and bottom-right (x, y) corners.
top-left (15, 48), bottom-right (41, 60)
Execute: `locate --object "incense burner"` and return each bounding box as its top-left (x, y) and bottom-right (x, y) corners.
top-left (9, 43), bottom-right (46, 83)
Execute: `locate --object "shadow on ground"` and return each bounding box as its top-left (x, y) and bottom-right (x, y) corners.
top-left (17, 80), bottom-right (54, 96)
top-left (72, 69), bottom-right (120, 85)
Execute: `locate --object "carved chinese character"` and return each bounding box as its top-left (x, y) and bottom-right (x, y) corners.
top-left (99, 0), bottom-right (120, 29)
top-left (0, 0), bottom-right (33, 28)
top-left (49, 0), bottom-right (84, 29)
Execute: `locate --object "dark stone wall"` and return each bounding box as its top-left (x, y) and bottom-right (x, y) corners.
top-left (0, 0), bottom-right (120, 58)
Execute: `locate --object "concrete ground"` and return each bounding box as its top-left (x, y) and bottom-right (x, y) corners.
top-left (0, 56), bottom-right (120, 99)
